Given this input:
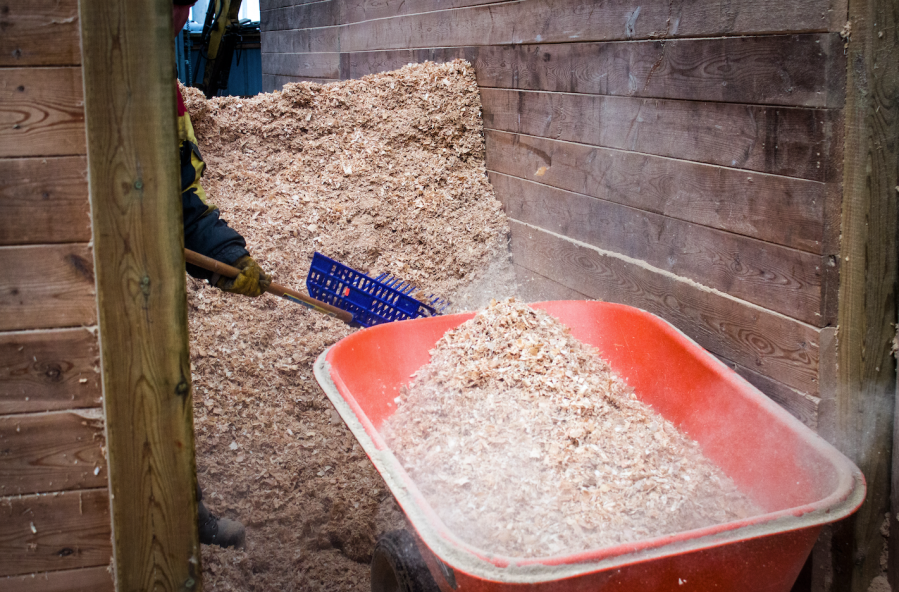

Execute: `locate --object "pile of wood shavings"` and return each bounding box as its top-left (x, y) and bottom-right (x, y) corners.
top-left (182, 61), bottom-right (509, 591)
top-left (182, 59), bottom-right (508, 300)
top-left (383, 299), bottom-right (760, 558)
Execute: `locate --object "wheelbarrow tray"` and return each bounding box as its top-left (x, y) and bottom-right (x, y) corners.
top-left (313, 301), bottom-right (865, 592)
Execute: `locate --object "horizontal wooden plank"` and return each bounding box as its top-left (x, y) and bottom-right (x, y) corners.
top-left (262, 27), bottom-right (340, 54)
top-left (0, 67), bottom-right (85, 158)
top-left (331, 35), bottom-right (845, 108)
top-left (261, 0), bottom-right (322, 9)
top-left (0, 156), bottom-right (90, 245)
top-left (262, 0), bottom-right (516, 31)
top-left (2, 566), bottom-right (114, 592)
top-left (513, 263), bottom-right (592, 303)
top-left (262, 0), bottom-right (340, 30)
top-left (471, 34), bottom-right (846, 109)
top-left (0, 488), bottom-right (111, 577)
top-left (493, 172), bottom-right (828, 325)
top-left (481, 88), bottom-right (840, 181)
top-left (0, 328), bottom-right (100, 415)
top-left (486, 131), bottom-right (831, 254)
top-left (0, 411), bottom-right (106, 496)
top-left (339, 47), bottom-right (475, 79)
top-left (262, 73), bottom-right (339, 92)
top-left (715, 354), bottom-right (820, 428)
top-left (0, 0), bottom-right (81, 67)
top-left (261, 51), bottom-right (340, 78)
top-left (510, 220), bottom-right (821, 394)
top-left (0, 245), bottom-right (97, 332)
top-left (317, 0), bottom-right (842, 54)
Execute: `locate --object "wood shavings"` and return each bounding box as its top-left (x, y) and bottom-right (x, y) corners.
top-left (182, 60), bottom-right (508, 589)
top-left (383, 299), bottom-right (760, 558)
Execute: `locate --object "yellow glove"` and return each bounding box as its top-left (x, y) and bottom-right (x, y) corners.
top-left (216, 256), bottom-right (272, 297)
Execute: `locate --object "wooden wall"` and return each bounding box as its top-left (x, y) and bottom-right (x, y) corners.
top-left (0, 0), bottom-right (113, 589)
top-left (255, 1), bottom-right (899, 591)
top-left (259, 0), bottom-right (846, 433)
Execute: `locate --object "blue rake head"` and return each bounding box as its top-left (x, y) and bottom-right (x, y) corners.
top-left (307, 253), bottom-right (451, 327)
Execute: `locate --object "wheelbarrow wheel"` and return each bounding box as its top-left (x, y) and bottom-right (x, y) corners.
top-left (371, 530), bottom-right (440, 592)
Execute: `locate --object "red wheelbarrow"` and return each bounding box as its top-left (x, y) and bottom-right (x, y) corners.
top-left (313, 301), bottom-right (865, 592)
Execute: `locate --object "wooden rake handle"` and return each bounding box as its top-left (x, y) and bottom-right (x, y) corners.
top-left (184, 248), bottom-right (355, 325)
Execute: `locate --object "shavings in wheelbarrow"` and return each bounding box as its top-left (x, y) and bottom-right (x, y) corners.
top-left (382, 299), bottom-right (760, 559)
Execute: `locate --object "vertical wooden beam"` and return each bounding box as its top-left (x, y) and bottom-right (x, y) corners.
top-left (892, 316), bottom-right (899, 589)
top-left (825, 0), bottom-right (899, 589)
top-left (79, 0), bottom-right (200, 590)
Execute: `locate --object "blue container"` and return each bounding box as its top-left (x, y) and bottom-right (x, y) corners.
top-left (307, 253), bottom-right (447, 327)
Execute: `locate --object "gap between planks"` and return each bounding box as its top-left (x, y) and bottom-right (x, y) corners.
top-left (511, 220), bottom-right (823, 332)
top-left (488, 167), bottom-right (829, 257)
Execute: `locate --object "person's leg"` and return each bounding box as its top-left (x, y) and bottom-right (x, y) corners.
top-left (197, 484), bottom-right (246, 548)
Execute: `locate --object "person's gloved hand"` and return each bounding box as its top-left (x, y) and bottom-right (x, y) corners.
top-left (216, 256), bottom-right (271, 297)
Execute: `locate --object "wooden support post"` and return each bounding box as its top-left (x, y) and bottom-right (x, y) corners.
top-left (822, 0), bottom-right (899, 589)
top-left (892, 313), bottom-right (899, 589)
top-left (79, 0), bottom-right (201, 590)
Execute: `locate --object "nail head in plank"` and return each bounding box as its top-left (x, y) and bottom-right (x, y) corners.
top-left (0, 0), bottom-right (81, 67)
top-left (0, 67), bottom-right (86, 158)
top-left (0, 411), bottom-right (107, 496)
top-left (0, 489), bottom-right (111, 577)
top-left (0, 156), bottom-right (90, 246)
top-left (0, 328), bottom-right (101, 415)
top-left (0, 244), bottom-right (97, 332)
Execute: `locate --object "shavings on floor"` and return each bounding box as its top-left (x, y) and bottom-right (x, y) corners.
top-left (182, 60), bottom-right (509, 591)
top-left (382, 299), bottom-right (760, 558)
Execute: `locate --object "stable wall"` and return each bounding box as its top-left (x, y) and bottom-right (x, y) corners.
top-left (259, 0), bottom-right (846, 434)
top-left (2, 1), bottom-right (202, 590)
top-left (0, 0), bottom-right (113, 588)
top-left (255, 1), bottom-right (899, 591)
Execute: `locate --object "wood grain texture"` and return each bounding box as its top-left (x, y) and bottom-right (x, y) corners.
top-left (262, 0), bottom-right (340, 31)
top-left (262, 0), bottom-right (514, 31)
top-left (0, 67), bottom-right (85, 158)
top-left (715, 354), bottom-right (820, 429)
top-left (486, 131), bottom-right (832, 254)
top-left (513, 263), bottom-right (592, 303)
top-left (0, 328), bottom-right (101, 415)
top-left (0, 244), bottom-right (97, 332)
top-left (0, 0), bottom-right (81, 67)
top-left (0, 488), bottom-right (111, 577)
top-left (893, 320), bottom-right (899, 589)
top-left (263, 0), bottom-right (845, 55)
top-left (262, 73), bottom-right (339, 92)
top-left (470, 34), bottom-right (846, 108)
top-left (338, 46), bottom-right (474, 79)
top-left (261, 27), bottom-right (339, 54)
top-left (333, 0), bottom-right (844, 52)
top-left (492, 172), bottom-right (829, 326)
top-left (0, 411), bottom-right (106, 496)
top-left (826, 0), bottom-right (899, 588)
top-left (0, 156), bottom-right (90, 245)
top-left (331, 36), bottom-right (846, 108)
top-left (1, 566), bottom-right (114, 592)
top-left (510, 220), bottom-right (822, 395)
top-left (2, 566), bottom-right (114, 592)
top-left (481, 88), bottom-right (841, 181)
top-left (261, 51), bottom-right (340, 78)
top-left (79, 0), bottom-right (201, 588)
top-left (261, 0), bottom-right (322, 9)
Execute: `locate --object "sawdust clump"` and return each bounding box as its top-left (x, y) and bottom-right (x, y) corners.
top-left (183, 61), bottom-right (508, 590)
top-left (383, 299), bottom-right (760, 558)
